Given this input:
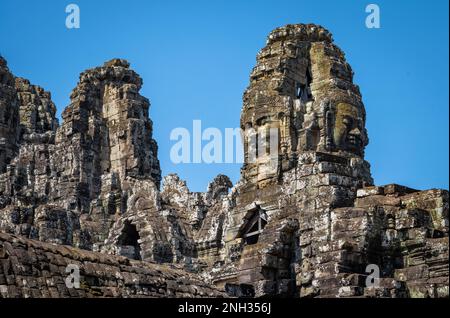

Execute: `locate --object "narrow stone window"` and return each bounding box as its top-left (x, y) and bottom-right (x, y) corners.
top-left (296, 82), bottom-right (303, 99)
top-left (305, 68), bottom-right (313, 101)
top-left (296, 69), bottom-right (313, 102)
top-left (239, 206), bottom-right (268, 245)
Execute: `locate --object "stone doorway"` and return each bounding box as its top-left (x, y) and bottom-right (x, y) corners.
top-left (117, 221), bottom-right (142, 260)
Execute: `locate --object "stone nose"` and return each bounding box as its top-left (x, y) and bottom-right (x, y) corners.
top-left (349, 127), bottom-right (362, 136)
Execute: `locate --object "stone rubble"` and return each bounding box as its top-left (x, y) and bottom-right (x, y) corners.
top-left (0, 24), bottom-right (448, 298)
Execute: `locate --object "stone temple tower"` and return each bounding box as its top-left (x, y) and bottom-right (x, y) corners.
top-left (0, 24), bottom-right (447, 299)
top-left (239, 24), bottom-right (372, 188)
top-left (198, 23), bottom-right (374, 296)
top-left (198, 24), bottom-right (448, 298)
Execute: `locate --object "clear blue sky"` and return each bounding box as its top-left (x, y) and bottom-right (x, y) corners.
top-left (1, 0), bottom-right (448, 192)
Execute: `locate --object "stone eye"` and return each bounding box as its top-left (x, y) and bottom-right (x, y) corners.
top-left (343, 117), bottom-right (352, 127)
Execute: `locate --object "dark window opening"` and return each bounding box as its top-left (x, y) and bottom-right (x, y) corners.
top-left (265, 128), bottom-right (271, 155)
top-left (305, 68), bottom-right (313, 100)
top-left (239, 206), bottom-right (268, 245)
top-left (296, 68), bottom-right (313, 102)
top-left (117, 221), bottom-right (142, 260)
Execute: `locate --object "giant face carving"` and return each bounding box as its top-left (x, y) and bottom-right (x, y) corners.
top-left (255, 116), bottom-right (280, 174)
top-left (242, 115), bottom-right (281, 183)
top-left (333, 102), bottom-right (367, 155)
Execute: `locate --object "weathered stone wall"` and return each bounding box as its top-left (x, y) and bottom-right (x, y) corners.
top-left (0, 232), bottom-right (224, 298)
top-left (100, 173), bottom-right (232, 270)
top-left (15, 77), bottom-right (58, 142)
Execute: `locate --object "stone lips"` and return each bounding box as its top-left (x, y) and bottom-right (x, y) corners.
top-left (0, 24), bottom-right (449, 298)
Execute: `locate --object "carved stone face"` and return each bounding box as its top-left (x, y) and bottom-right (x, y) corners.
top-left (333, 103), bottom-right (366, 155)
top-left (242, 114), bottom-right (281, 183)
top-left (255, 116), bottom-right (279, 177)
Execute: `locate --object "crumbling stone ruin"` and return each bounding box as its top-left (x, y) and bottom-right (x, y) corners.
top-left (0, 232), bottom-right (223, 298)
top-left (0, 24), bottom-right (448, 298)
